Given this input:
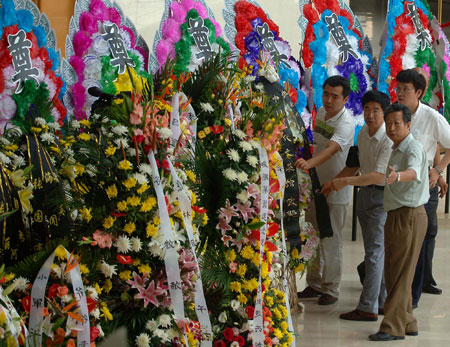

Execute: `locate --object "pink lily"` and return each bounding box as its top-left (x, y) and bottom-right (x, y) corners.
top-left (218, 199), bottom-right (239, 223)
top-left (135, 281), bottom-right (165, 308)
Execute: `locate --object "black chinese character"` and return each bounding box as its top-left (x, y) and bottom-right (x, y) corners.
top-left (197, 304), bottom-right (207, 314)
top-left (163, 240), bottom-right (176, 250)
top-left (325, 13), bottom-right (358, 63)
top-left (103, 23), bottom-right (135, 74)
top-left (256, 23), bottom-right (289, 67)
top-left (407, 3), bottom-right (431, 51)
top-left (170, 281), bottom-right (182, 290)
top-left (32, 298), bottom-right (43, 308)
top-left (188, 17), bottom-right (213, 61)
top-left (7, 30), bottom-right (40, 93)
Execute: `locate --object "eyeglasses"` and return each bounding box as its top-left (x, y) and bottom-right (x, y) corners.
top-left (395, 87), bottom-right (414, 95)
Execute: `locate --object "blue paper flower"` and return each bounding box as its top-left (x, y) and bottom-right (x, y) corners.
top-left (17, 9), bottom-right (33, 32)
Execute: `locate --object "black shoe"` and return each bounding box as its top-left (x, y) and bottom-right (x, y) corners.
top-left (378, 308), bottom-right (384, 315)
top-left (412, 303), bottom-right (418, 310)
top-left (368, 332), bottom-right (404, 341)
top-left (422, 284), bottom-right (442, 295)
top-left (406, 331), bottom-right (418, 336)
top-left (318, 294), bottom-right (338, 305)
top-left (297, 286), bottom-right (322, 298)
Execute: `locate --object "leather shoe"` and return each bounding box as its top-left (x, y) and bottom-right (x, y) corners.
top-left (368, 332), bottom-right (404, 341)
top-left (406, 331), bottom-right (418, 336)
top-left (318, 294), bottom-right (338, 305)
top-left (297, 286), bottom-right (321, 298)
top-left (340, 309), bottom-right (377, 321)
top-left (412, 303), bottom-right (418, 310)
top-left (378, 308), bottom-right (384, 315)
top-left (422, 284), bottom-right (442, 295)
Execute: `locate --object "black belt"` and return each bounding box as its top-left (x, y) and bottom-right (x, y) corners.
top-left (366, 184), bottom-right (385, 191)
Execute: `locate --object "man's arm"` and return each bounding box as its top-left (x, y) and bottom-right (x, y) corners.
top-left (321, 166), bottom-right (359, 195)
top-left (386, 166), bottom-right (417, 184)
top-left (295, 140), bottom-right (341, 171)
top-left (430, 147), bottom-right (450, 188)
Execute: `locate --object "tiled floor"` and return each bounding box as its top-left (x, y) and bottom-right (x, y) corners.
top-left (293, 196), bottom-right (450, 346)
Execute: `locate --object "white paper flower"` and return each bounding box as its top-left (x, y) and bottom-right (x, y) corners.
top-left (112, 125), bottom-right (128, 136)
top-left (233, 129), bottom-right (246, 140)
top-left (115, 235), bottom-right (131, 254)
top-left (237, 171), bottom-right (248, 184)
top-left (131, 237), bottom-right (142, 252)
top-left (246, 155), bottom-right (259, 168)
top-left (223, 168), bottom-right (238, 181)
top-left (135, 333), bottom-right (150, 347)
top-left (12, 277), bottom-right (29, 292)
top-left (239, 141), bottom-right (253, 152)
top-left (138, 163), bottom-right (153, 177)
top-left (218, 311), bottom-right (227, 323)
top-left (226, 149), bottom-right (240, 162)
top-left (145, 319), bottom-right (157, 331)
top-left (158, 127), bottom-right (172, 140)
top-left (100, 261), bottom-right (117, 278)
top-left (158, 314), bottom-right (172, 328)
top-left (133, 173), bottom-right (148, 185)
top-left (200, 102), bottom-right (214, 113)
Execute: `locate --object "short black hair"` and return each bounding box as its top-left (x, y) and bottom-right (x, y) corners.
top-left (396, 69), bottom-right (426, 94)
top-left (384, 103), bottom-right (412, 124)
top-left (362, 90), bottom-right (390, 110)
top-left (323, 75), bottom-right (350, 98)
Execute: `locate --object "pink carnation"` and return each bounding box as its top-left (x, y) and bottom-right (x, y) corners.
top-left (80, 12), bottom-right (98, 35)
top-left (108, 8), bottom-right (121, 26)
top-left (170, 2), bottom-right (187, 23)
top-left (93, 230), bottom-right (113, 248)
top-left (210, 18), bottom-right (222, 37)
top-left (73, 31), bottom-right (92, 57)
top-left (156, 39), bottom-right (172, 66)
top-left (193, 2), bottom-right (208, 18)
top-left (70, 55), bottom-right (85, 80)
top-left (181, 0), bottom-right (195, 11)
top-left (89, 0), bottom-right (108, 21)
top-left (162, 18), bottom-right (182, 43)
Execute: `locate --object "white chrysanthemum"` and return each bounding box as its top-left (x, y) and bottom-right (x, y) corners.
top-left (237, 190), bottom-right (249, 203)
top-left (246, 155), bottom-right (258, 168)
top-left (34, 117), bottom-right (47, 126)
top-left (158, 127), bottom-right (172, 140)
top-left (112, 125), bottom-right (128, 136)
top-left (154, 328), bottom-right (170, 342)
top-left (90, 308), bottom-right (100, 319)
top-left (226, 149), bottom-right (240, 162)
top-left (85, 286), bottom-right (98, 300)
top-left (47, 122), bottom-right (60, 130)
top-left (114, 138), bottom-right (129, 149)
top-left (62, 294), bottom-right (73, 304)
top-left (12, 277), bottom-right (28, 292)
top-left (0, 153), bottom-right (11, 165)
top-left (135, 333), bottom-right (150, 347)
top-left (231, 299), bottom-right (240, 311)
top-left (131, 237), bottom-right (142, 252)
top-left (115, 235), bottom-right (131, 254)
top-left (244, 75), bottom-right (256, 84)
top-left (167, 328), bottom-right (179, 339)
top-left (126, 147), bottom-right (137, 157)
top-left (138, 163), bottom-right (153, 177)
top-left (239, 141), bottom-right (253, 152)
top-left (51, 264), bottom-right (62, 279)
top-left (13, 155), bottom-right (26, 168)
top-left (100, 261), bottom-right (117, 278)
top-left (158, 314), bottom-right (172, 328)
top-left (148, 241), bottom-right (164, 259)
top-left (200, 102), bottom-right (214, 113)
top-left (218, 311), bottom-right (227, 323)
top-left (71, 120), bottom-right (80, 129)
top-left (237, 171), bottom-right (248, 184)
top-left (0, 137), bottom-right (10, 145)
top-left (249, 139), bottom-right (260, 149)
top-left (146, 319), bottom-right (157, 331)
top-left (223, 168), bottom-right (238, 181)
top-left (232, 129), bottom-right (246, 140)
top-left (133, 173), bottom-right (148, 185)
top-left (86, 164), bottom-right (96, 177)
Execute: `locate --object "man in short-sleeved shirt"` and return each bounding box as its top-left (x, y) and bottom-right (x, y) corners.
top-left (296, 75), bottom-right (354, 305)
top-left (369, 103), bottom-right (429, 341)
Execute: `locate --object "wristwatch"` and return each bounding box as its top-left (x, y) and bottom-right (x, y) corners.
top-left (396, 171), bottom-right (401, 182)
top-left (434, 166), bottom-right (444, 177)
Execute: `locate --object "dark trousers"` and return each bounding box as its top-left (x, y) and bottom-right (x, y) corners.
top-left (412, 186), bottom-right (439, 306)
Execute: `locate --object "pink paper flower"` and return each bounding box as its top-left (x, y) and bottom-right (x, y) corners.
top-left (193, 2), bottom-right (208, 18)
top-left (73, 31), bottom-right (92, 57)
top-left (72, 82), bottom-right (86, 110)
top-left (156, 39), bottom-right (172, 66)
top-left (80, 12), bottom-right (98, 35)
top-left (210, 18), bottom-right (222, 37)
top-left (70, 55), bottom-right (85, 80)
top-left (121, 26), bottom-right (136, 47)
top-left (162, 18), bottom-right (182, 43)
top-left (181, 0), bottom-right (195, 11)
top-left (108, 7), bottom-right (121, 26)
top-left (89, 0), bottom-right (108, 22)
top-left (170, 2), bottom-right (187, 23)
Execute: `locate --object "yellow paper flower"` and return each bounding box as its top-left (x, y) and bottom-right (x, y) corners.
top-left (80, 264), bottom-right (90, 274)
top-left (123, 177), bottom-right (137, 190)
top-left (105, 146), bottom-right (117, 157)
top-left (230, 281), bottom-right (241, 293)
top-left (137, 183), bottom-right (149, 195)
top-left (146, 223), bottom-right (158, 238)
top-left (118, 160), bottom-right (132, 170)
top-left (103, 216), bottom-right (116, 229)
top-left (117, 201), bottom-right (128, 211)
top-left (0, 311), bottom-right (7, 325)
top-left (240, 245), bottom-right (254, 260)
top-left (237, 264), bottom-right (247, 277)
top-left (127, 196), bottom-right (141, 207)
top-left (138, 264), bottom-right (152, 275)
top-left (80, 207), bottom-right (92, 222)
top-left (237, 294), bottom-right (248, 304)
top-left (119, 271), bottom-right (132, 281)
top-left (123, 222), bottom-right (136, 235)
top-left (79, 133), bottom-right (91, 141)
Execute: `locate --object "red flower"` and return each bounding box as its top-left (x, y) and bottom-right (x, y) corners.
top-left (245, 305), bottom-right (255, 319)
top-left (117, 254), bottom-right (134, 265)
top-left (233, 335), bottom-right (245, 347)
top-left (22, 296), bottom-right (31, 313)
top-left (223, 327), bottom-right (235, 342)
top-left (90, 326), bottom-right (100, 341)
top-left (162, 159), bottom-right (170, 172)
top-left (132, 135), bottom-right (145, 144)
top-left (165, 196), bottom-right (171, 214)
top-left (48, 283), bottom-right (61, 299)
top-left (210, 125), bottom-right (224, 134)
top-left (213, 341), bottom-right (226, 347)
top-left (111, 212), bottom-right (127, 217)
top-left (192, 205), bottom-right (207, 214)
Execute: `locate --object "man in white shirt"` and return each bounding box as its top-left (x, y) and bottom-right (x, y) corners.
top-left (296, 75), bottom-right (354, 305)
top-left (395, 69), bottom-right (450, 306)
top-left (322, 91), bottom-right (391, 320)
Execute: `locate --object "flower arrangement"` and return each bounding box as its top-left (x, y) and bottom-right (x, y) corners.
top-left (68, 0), bottom-right (151, 120)
top-left (0, 0), bottom-right (67, 132)
top-left (300, 0), bottom-right (372, 128)
top-left (436, 26), bottom-right (450, 120)
top-left (154, 0), bottom-right (231, 74)
top-left (379, 0), bottom-right (442, 110)
top-left (288, 220), bottom-right (319, 274)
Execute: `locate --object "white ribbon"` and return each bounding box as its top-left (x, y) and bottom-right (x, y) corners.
top-left (167, 159), bottom-right (213, 346)
top-left (274, 153), bottom-right (295, 347)
top-left (28, 246), bottom-right (90, 347)
top-left (170, 93), bottom-right (198, 152)
top-left (227, 104), bottom-right (236, 131)
top-left (148, 151), bottom-right (188, 345)
top-left (253, 145), bottom-right (270, 347)
top-left (0, 287), bottom-right (23, 344)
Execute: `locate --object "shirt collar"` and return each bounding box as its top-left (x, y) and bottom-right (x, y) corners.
top-left (393, 133), bottom-right (413, 152)
top-left (411, 102), bottom-right (423, 119)
top-left (325, 107), bottom-right (346, 122)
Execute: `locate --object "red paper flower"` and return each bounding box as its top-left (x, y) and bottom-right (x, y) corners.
top-left (22, 296), bottom-right (31, 313)
top-left (116, 254), bottom-right (134, 264)
top-left (210, 125), bottom-right (224, 134)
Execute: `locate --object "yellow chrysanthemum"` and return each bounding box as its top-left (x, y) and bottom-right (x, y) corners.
top-left (273, 328), bottom-right (283, 339)
top-left (0, 311), bottom-right (7, 325)
top-left (80, 207), bottom-right (92, 222)
top-left (117, 201), bottom-right (128, 211)
top-left (75, 162), bottom-right (85, 175)
top-left (265, 251), bottom-right (273, 264)
top-left (272, 308), bottom-right (282, 320)
top-left (185, 170), bottom-right (196, 183)
top-left (229, 281), bottom-right (241, 293)
top-left (103, 279), bottom-right (112, 294)
top-left (79, 133), bottom-right (91, 141)
top-left (138, 264), bottom-right (152, 275)
top-left (100, 302), bottom-right (113, 321)
top-left (106, 184), bottom-right (118, 199)
top-left (127, 196), bottom-right (141, 207)
top-left (140, 197), bottom-right (157, 212)
top-left (237, 264), bottom-right (247, 277)
top-left (261, 262), bottom-right (269, 279)
top-left (265, 296), bottom-right (274, 307)
top-left (227, 250), bottom-right (236, 263)
top-left (240, 245), bottom-right (254, 260)
top-left (105, 146), bottom-right (117, 157)
top-left (202, 213), bottom-right (208, 226)
top-left (80, 119), bottom-right (91, 127)
top-left (55, 245), bottom-right (67, 260)
top-left (251, 252), bottom-right (260, 266)
top-left (79, 264), bottom-right (90, 274)
top-left (3, 273), bottom-right (14, 282)
top-left (119, 271), bottom-right (132, 281)
top-left (31, 127), bottom-right (42, 133)
top-left (237, 294), bottom-right (248, 304)
top-left (123, 177), bottom-right (137, 190)
top-left (146, 223), bottom-right (158, 238)
top-left (103, 216), bottom-right (116, 229)
top-left (118, 160), bottom-right (132, 170)
top-left (137, 183), bottom-right (149, 195)
top-left (94, 283), bottom-right (103, 295)
top-left (123, 222), bottom-right (136, 235)
top-left (280, 321), bottom-right (289, 332)
top-left (153, 216), bottom-right (160, 226)
top-left (133, 258), bottom-right (141, 266)
top-left (295, 263), bottom-right (305, 273)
